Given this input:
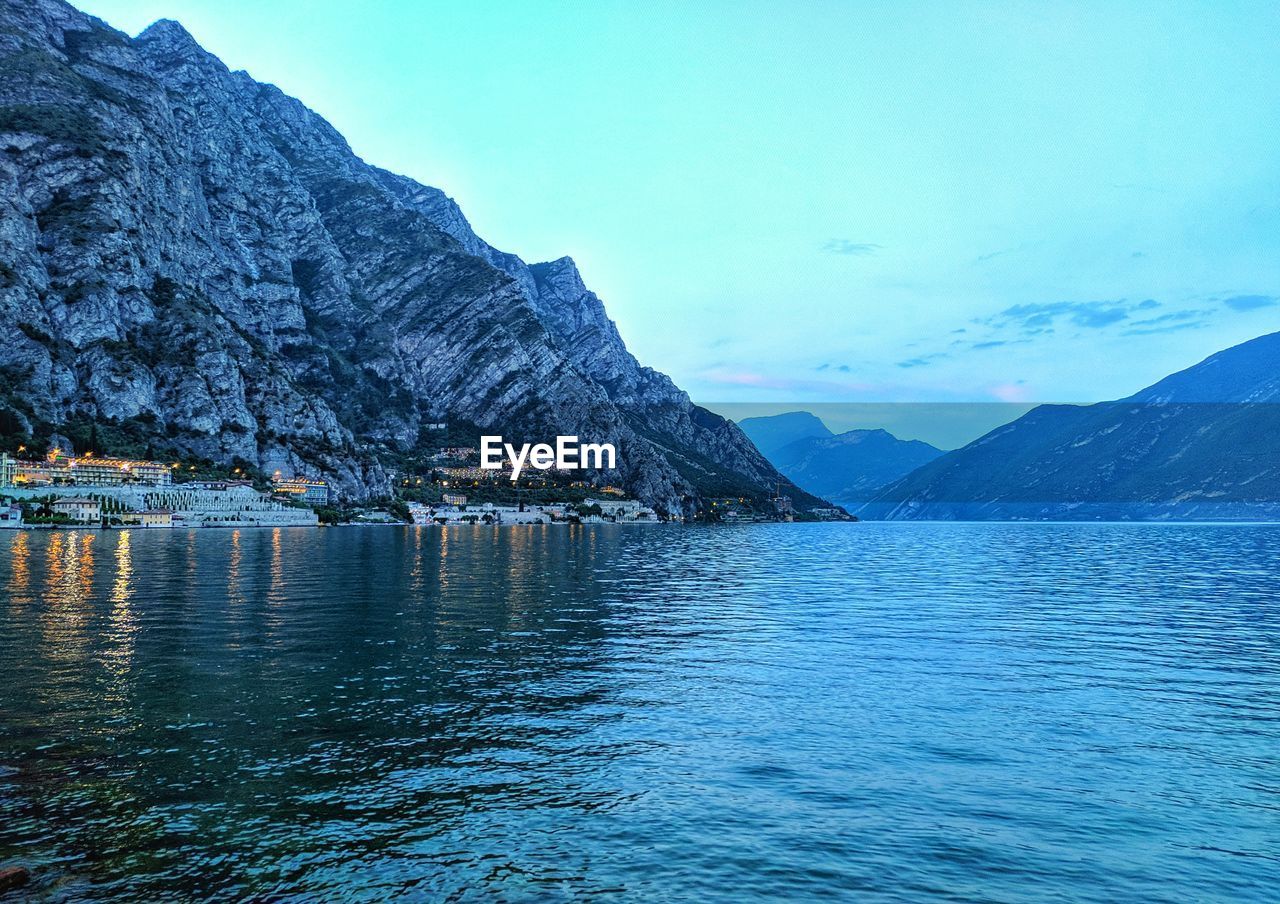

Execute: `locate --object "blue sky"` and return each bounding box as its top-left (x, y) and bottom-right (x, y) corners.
top-left (76, 0), bottom-right (1280, 407)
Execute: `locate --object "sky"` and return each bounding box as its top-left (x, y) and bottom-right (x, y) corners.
top-left (74, 0), bottom-right (1280, 417)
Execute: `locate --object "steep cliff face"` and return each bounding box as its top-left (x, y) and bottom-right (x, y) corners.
top-left (0, 0), bottom-right (811, 514)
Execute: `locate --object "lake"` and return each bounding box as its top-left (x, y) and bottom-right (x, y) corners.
top-left (1, 523), bottom-right (1278, 901)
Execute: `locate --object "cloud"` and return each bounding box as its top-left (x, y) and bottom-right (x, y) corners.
top-left (973, 241), bottom-right (1037, 264)
top-left (982, 298), bottom-right (1160, 334)
top-left (971, 340), bottom-right (1008, 350)
top-left (1121, 309), bottom-right (1212, 336)
top-left (1222, 294), bottom-right (1277, 312)
top-left (975, 249), bottom-right (1011, 263)
top-left (1077, 308), bottom-right (1130, 328)
top-left (822, 239), bottom-right (880, 256)
top-left (1122, 322), bottom-right (1205, 337)
top-left (897, 353), bottom-right (949, 368)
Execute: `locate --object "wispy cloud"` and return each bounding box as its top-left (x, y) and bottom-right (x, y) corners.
top-left (821, 239), bottom-right (880, 256)
top-left (974, 249), bottom-right (1011, 263)
top-left (1121, 309), bottom-right (1212, 336)
top-left (973, 242), bottom-right (1033, 264)
top-left (971, 339), bottom-right (1028, 350)
top-left (1222, 294), bottom-right (1277, 312)
top-left (1122, 322), bottom-right (1205, 337)
top-left (815, 363), bottom-right (851, 372)
top-left (897, 353), bottom-right (949, 368)
top-left (980, 298), bottom-right (1159, 334)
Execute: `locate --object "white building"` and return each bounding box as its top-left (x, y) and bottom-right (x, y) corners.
top-left (52, 497), bottom-right (101, 523)
top-left (585, 498), bottom-right (658, 522)
top-left (408, 502), bottom-right (551, 525)
top-left (5, 483), bottom-right (317, 527)
top-left (0, 503), bottom-right (23, 528)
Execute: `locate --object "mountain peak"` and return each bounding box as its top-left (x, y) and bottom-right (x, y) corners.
top-left (738, 411), bottom-right (834, 458)
top-left (138, 18), bottom-right (195, 43)
top-left (136, 18), bottom-right (211, 62)
top-left (530, 256), bottom-right (586, 293)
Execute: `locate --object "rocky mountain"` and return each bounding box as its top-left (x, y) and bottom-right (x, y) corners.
top-left (737, 411), bottom-right (833, 458)
top-left (864, 331), bottom-right (1280, 520)
top-left (0, 0), bottom-right (822, 515)
top-left (740, 411), bottom-right (945, 502)
top-left (770, 427), bottom-right (944, 504)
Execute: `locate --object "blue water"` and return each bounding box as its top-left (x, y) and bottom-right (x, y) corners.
top-left (1, 523), bottom-right (1278, 901)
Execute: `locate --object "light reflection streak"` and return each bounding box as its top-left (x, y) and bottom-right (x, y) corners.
top-left (269, 528), bottom-right (283, 600)
top-left (438, 525), bottom-right (450, 591)
top-left (104, 530), bottom-right (138, 689)
top-left (228, 529), bottom-right (244, 606)
top-left (41, 532), bottom-right (95, 665)
top-left (7, 531), bottom-right (30, 602)
top-left (409, 525), bottom-right (424, 594)
top-left (111, 530), bottom-right (133, 605)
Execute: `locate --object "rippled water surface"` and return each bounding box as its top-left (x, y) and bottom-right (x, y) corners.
top-left (1, 523), bottom-right (1278, 901)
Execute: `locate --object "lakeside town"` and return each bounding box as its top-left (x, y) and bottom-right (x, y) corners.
top-left (0, 439), bottom-right (819, 529)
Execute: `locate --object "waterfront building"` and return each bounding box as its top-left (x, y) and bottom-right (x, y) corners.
top-left (442, 492), bottom-right (467, 506)
top-left (272, 475), bottom-right (331, 505)
top-left (356, 510), bottom-right (398, 523)
top-left (474, 502), bottom-right (551, 524)
top-left (4, 483), bottom-right (317, 527)
top-left (0, 503), bottom-right (22, 528)
top-left (409, 501), bottom-right (553, 525)
top-left (585, 498), bottom-right (658, 522)
top-left (407, 499), bottom-right (652, 525)
top-left (52, 497), bottom-right (102, 523)
top-left (120, 509), bottom-right (174, 528)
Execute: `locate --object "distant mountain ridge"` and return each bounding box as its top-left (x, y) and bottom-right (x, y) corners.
top-left (737, 412), bottom-right (833, 457)
top-left (865, 331), bottom-right (1280, 520)
top-left (739, 412), bottom-right (944, 503)
top-left (0, 0), bottom-right (825, 515)
top-left (774, 429), bottom-right (945, 503)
